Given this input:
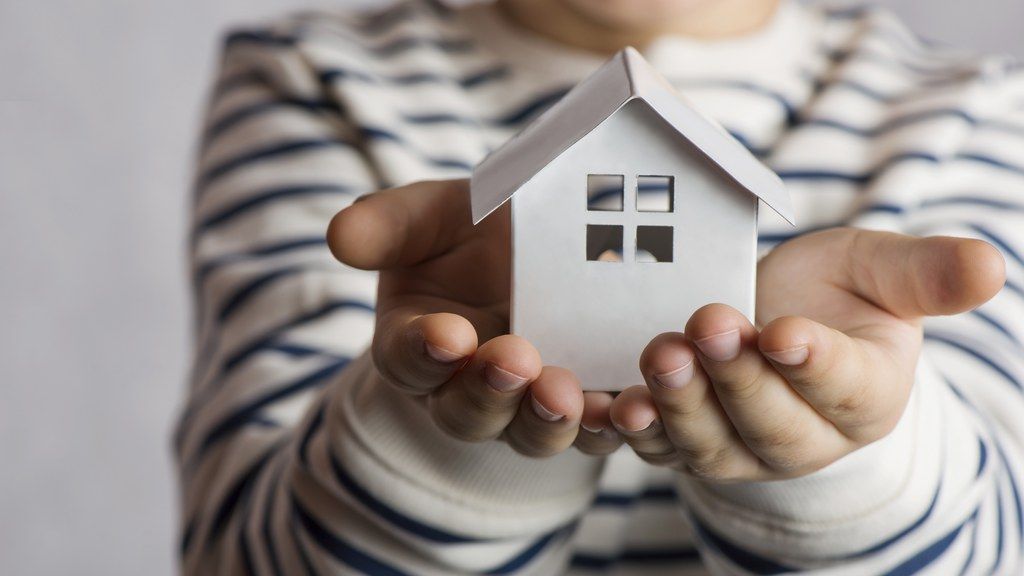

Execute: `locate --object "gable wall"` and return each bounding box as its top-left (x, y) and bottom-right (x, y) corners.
top-left (511, 100), bottom-right (758, 391)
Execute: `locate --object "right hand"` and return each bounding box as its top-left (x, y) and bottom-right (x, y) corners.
top-left (327, 179), bottom-right (623, 457)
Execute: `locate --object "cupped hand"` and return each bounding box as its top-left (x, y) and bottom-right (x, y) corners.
top-left (327, 179), bottom-right (622, 457)
top-left (612, 228), bottom-right (1006, 480)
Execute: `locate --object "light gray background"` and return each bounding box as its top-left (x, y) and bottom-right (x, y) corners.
top-left (0, 1), bottom-right (1020, 574)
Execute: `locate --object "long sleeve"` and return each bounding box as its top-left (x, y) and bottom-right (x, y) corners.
top-left (672, 48), bottom-right (1024, 574)
top-left (174, 25), bottom-right (602, 576)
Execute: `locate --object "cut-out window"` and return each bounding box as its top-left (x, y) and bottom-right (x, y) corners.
top-left (636, 226), bottom-right (673, 263)
top-left (587, 225), bottom-right (623, 262)
top-left (636, 176), bottom-right (674, 213)
top-left (587, 174), bottom-right (624, 211)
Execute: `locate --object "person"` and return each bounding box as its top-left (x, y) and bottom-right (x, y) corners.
top-left (175, 0), bottom-right (1024, 573)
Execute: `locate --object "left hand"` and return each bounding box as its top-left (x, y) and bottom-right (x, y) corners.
top-left (608, 228), bottom-right (1005, 481)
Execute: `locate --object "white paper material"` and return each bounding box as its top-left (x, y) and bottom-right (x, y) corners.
top-left (470, 48), bottom-right (794, 391)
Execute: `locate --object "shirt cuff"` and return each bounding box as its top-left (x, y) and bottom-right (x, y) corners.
top-left (325, 351), bottom-right (605, 540)
top-left (674, 358), bottom-right (960, 562)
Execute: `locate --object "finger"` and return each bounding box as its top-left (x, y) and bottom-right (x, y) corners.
top-left (686, 304), bottom-right (849, 474)
top-left (429, 335), bottom-right (542, 442)
top-left (327, 179), bottom-right (473, 270)
top-left (759, 315), bottom-right (913, 443)
top-left (610, 386), bottom-right (683, 468)
top-left (574, 392), bottom-right (622, 456)
top-left (843, 229), bottom-right (1006, 319)
top-left (504, 367), bottom-right (584, 458)
top-left (372, 310), bottom-right (477, 395)
top-left (639, 332), bottom-right (765, 480)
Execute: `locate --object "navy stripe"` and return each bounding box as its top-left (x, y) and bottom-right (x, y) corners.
top-left (298, 405), bottom-right (325, 467)
top-left (570, 547), bottom-right (701, 569)
top-left (691, 517), bottom-right (795, 574)
top-left (969, 224), bottom-right (1024, 269)
top-left (293, 494), bottom-right (410, 576)
top-left (854, 478), bottom-right (943, 557)
top-left (959, 516), bottom-right (979, 576)
top-left (971, 308), bottom-right (1021, 345)
top-left (226, 30), bottom-right (297, 48)
top-left (318, 65), bottom-right (508, 88)
top-left (491, 88), bottom-right (570, 126)
top-left (201, 442), bottom-right (280, 550)
top-left (175, 337), bottom-right (343, 451)
top-left (777, 151), bottom-right (1024, 185)
top-left (801, 108), bottom-right (1024, 139)
top-left (196, 359), bottom-right (349, 462)
top-left (225, 28), bottom-right (476, 58)
top-left (222, 299), bottom-right (372, 373)
top-left (328, 450), bottom-right (483, 544)
top-left (924, 333), bottom-right (1023, 391)
top-left (593, 485), bottom-right (677, 507)
top-left (994, 475), bottom-right (1006, 573)
top-left (958, 152), bottom-right (1024, 178)
top-left (205, 99), bottom-right (344, 144)
top-left (921, 196), bottom-right (1024, 212)
top-left (194, 237), bottom-right (328, 287)
top-left (978, 437), bottom-right (990, 478)
top-left (239, 519), bottom-right (258, 576)
top-left (675, 78), bottom-right (798, 126)
top-left (358, 126), bottom-right (475, 171)
top-left (197, 139), bottom-right (352, 192)
top-left (180, 518), bottom-right (196, 555)
top-left (346, 3), bottom-right (414, 35)
top-left (217, 265), bottom-right (334, 322)
top-left (175, 341), bottom-right (339, 447)
top-left (259, 458), bottom-right (288, 576)
top-left (486, 526), bottom-right (568, 575)
top-left (214, 70), bottom-right (265, 96)
top-left (995, 440), bottom-right (1024, 542)
top-left (884, 515), bottom-right (971, 576)
top-left (196, 184), bottom-right (355, 233)
top-left (1002, 278), bottom-right (1024, 301)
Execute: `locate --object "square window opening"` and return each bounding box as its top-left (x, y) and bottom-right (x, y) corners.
top-left (636, 226), bottom-right (673, 263)
top-left (587, 224), bottom-right (623, 262)
top-left (587, 174), bottom-right (624, 212)
top-left (637, 176), bottom-right (674, 213)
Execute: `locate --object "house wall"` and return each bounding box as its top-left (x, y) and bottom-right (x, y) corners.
top-left (512, 100), bottom-right (758, 391)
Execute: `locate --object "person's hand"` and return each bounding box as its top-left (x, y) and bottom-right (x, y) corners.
top-left (327, 180), bottom-right (623, 458)
top-left (611, 228), bottom-right (1006, 480)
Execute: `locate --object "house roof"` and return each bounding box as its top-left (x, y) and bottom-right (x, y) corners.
top-left (470, 47), bottom-right (795, 226)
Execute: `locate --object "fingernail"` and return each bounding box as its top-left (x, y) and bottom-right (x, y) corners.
top-left (424, 341), bottom-right (464, 364)
top-left (616, 417), bottom-right (660, 434)
top-left (531, 395), bottom-right (564, 422)
top-left (653, 361), bottom-right (694, 390)
top-left (763, 345), bottom-right (809, 366)
top-left (582, 424), bottom-right (619, 441)
top-left (352, 193), bottom-right (372, 204)
top-left (694, 329), bottom-right (741, 362)
top-left (485, 363), bottom-right (529, 392)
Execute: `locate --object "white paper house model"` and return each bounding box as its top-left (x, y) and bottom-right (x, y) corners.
top-left (471, 47), bottom-right (795, 392)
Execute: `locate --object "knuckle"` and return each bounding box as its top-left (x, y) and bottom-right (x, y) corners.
top-left (506, 433), bottom-right (562, 459)
top-left (429, 405), bottom-right (495, 443)
top-left (679, 445), bottom-right (735, 481)
top-left (637, 448), bottom-right (682, 468)
top-left (717, 371), bottom-right (764, 402)
top-left (742, 423), bottom-right (810, 472)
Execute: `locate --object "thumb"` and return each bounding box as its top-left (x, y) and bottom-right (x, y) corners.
top-left (844, 229), bottom-right (1006, 319)
top-left (327, 179), bottom-right (472, 270)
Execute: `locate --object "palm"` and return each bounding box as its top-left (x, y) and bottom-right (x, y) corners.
top-left (377, 205), bottom-right (512, 342)
top-left (755, 230), bottom-right (922, 357)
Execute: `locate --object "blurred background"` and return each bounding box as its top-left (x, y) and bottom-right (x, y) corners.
top-left (0, 0), bottom-right (1021, 574)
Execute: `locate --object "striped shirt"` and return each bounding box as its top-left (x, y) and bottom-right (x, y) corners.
top-left (176, 1), bottom-right (1024, 573)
